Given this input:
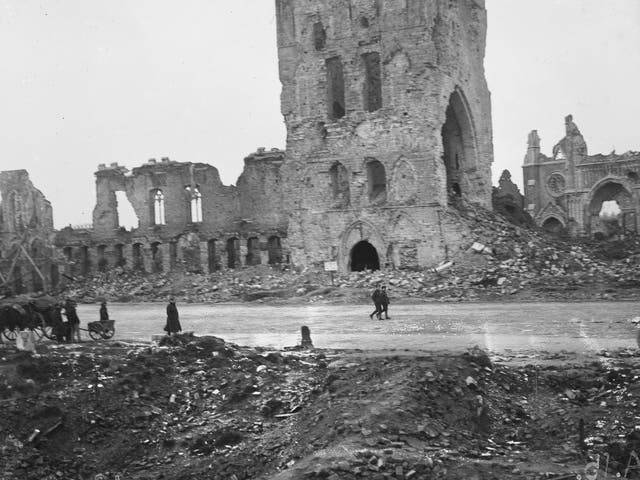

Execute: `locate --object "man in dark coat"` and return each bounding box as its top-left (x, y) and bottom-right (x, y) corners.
top-left (165, 298), bottom-right (182, 335)
top-left (369, 285), bottom-right (383, 320)
top-left (64, 298), bottom-right (81, 342)
top-left (380, 286), bottom-right (391, 320)
top-left (51, 302), bottom-right (70, 343)
top-left (99, 301), bottom-right (109, 321)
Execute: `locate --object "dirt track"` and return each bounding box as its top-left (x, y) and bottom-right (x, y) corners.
top-left (73, 301), bottom-right (640, 352)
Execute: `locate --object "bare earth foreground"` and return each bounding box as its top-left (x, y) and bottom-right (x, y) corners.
top-left (2, 302), bottom-right (640, 480)
top-left (80, 301), bottom-right (640, 353)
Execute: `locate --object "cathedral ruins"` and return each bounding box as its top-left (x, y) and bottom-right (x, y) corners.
top-left (0, 0), bottom-right (497, 294)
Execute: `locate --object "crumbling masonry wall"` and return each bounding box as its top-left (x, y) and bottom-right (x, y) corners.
top-left (276, 0), bottom-right (494, 271)
top-left (523, 115), bottom-right (640, 237)
top-left (55, 151), bottom-right (289, 277)
top-left (0, 170), bottom-right (60, 294)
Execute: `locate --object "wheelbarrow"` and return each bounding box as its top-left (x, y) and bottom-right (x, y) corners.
top-left (83, 320), bottom-right (116, 341)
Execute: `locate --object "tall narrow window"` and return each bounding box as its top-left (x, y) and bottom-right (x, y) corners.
top-left (186, 186), bottom-right (203, 223)
top-left (366, 159), bottom-right (387, 203)
top-left (362, 52), bottom-right (382, 112)
top-left (329, 162), bottom-right (350, 207)
top-left (152, 189), bottom-right (165, 225)
top-left (326, 57), bottom-right (346, 120)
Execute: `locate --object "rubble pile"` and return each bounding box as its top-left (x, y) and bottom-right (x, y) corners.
top-left (2, 339), bottom-right (640, 479)
top-left (59, 203), bottom-right (640, 304)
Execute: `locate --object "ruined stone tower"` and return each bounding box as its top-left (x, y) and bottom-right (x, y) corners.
top-left (275, 0), bottom-right (494, 271)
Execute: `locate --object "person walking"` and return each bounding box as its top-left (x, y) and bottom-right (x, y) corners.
top-left (380, 285), bottom-right (391, 320)
top-left (369, 285), bottom-right (383, 320)
top-left (99, 301), bottom-right (109, 321)
top-left (64, 297), bottom-right (81, 342)
top-left (164, 297), bottom-right (182, 335)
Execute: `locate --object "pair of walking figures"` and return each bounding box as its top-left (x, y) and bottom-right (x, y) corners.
top-left (370, 285), bottom-right (390, 320)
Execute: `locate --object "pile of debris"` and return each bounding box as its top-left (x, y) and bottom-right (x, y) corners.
top-left (2, 338), bottom-right (640, 479)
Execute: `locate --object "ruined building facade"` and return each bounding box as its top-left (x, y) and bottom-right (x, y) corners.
top-left (0, 171), bottom-right (59, 294)
top-left (523, 115), bottom-right (640, 237)
top-left (276, 0), bottom-right (494, 270)
top-left (54, 152), bottom-right (287, 280)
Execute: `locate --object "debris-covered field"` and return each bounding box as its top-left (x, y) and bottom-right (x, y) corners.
top-left (2, 335), bottom-right (640, 479)
top-left (59, 203), bottom-right (640, 306)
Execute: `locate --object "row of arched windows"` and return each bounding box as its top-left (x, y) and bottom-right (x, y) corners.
top-left (329, 159), bottom-right (387, 207)
top-left (151, 186), bottom-right (203, 226)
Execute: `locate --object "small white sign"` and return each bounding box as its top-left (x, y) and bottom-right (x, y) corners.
top-left (324, 261), bottom-right (338, 272)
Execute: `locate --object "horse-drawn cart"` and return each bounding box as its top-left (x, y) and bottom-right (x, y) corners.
top-left (0, 295), bottom-right (57, 341)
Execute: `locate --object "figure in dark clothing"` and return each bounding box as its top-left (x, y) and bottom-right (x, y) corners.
top-left (64, 298), bottom-right (81, 342)
top-left (165, 298), bottom-right (182, 335)
top-left (51, 303), bottom-right (70, 343)
top-left (369, 286), bottom-right (383, 320)
top-left (380, 286), bottom-right (391, 320)
top-left (99, 302), bottom-right (109, 321)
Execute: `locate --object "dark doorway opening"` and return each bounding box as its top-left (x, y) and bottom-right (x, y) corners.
top-left (350, 241), bottom-right (380, 272)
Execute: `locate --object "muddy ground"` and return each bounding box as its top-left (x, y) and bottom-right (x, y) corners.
top-left (2, 335), bottom-right (640, 480)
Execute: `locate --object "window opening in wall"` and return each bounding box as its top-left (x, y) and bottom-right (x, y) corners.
top-left (599, 200), bottom-right (622, 238)
top-left (97, 245), bottom-right (107, 272)
top-left (152, 189), bottom-right (165, 225)
top-left (80, 246), bottom-right (90, 276)
top-left (227, 237), bottom-right (240, 269)
top-left (542, 217), bottom-right (563, 235)
top-left (246, 237), bottom-right (261, 266)
top-left (366, 159), bottom-right (387, 203)
top-left (267, 236), bottom-right (282, 265)
top-left (10, 192), bottom-right (23, 232)
top-left (627, 171), bottom-right (639, 183)
top-left (115, 191), bottom-right (138, 230)
top-left (186, 186), bottom-right (203, 223)
top-left (115, 244), bottom-right (125, 267)
top-left (362, 52), bottom-right (382, 112)
top-left (326, 57), bottom-right (346, 120)
top-left (50, 264), bottom-right (59, 289)
top-left (151, 242), bottom-right (163, 273)
top-left (207, 239), bottom-right (218, 272)
top-left (313, 22), bottom-right (326, 50)
top-left (360, 16), bottom-right (369, 28)
top-left (132, 243), bottom-right (144, 271)
top-left (350, 240), bottom-right (380, 272)
top-left (329, 162), bottom-right (350, 207)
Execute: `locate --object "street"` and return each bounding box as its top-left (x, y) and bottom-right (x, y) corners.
top-left (76, 301), bottom-right (640, 353)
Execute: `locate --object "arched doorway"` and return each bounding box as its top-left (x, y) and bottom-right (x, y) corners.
top-left (350, 241), bottom-right (380, 271)
top-left (441, 88), bottom-right (477, 197)
top-left (588, 181), bottom-right (634, 237)
top-left (542, 217), bottom-right (563, 235)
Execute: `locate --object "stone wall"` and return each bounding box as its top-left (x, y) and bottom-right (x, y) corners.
top-left (0, 170), bottom-right (60, 294)
top-left (276, 0), bottom-right (494, 271)
top-left (523, 116), bottom-right (640, 237)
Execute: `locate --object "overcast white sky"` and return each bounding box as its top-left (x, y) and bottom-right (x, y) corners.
top-left (1, 0), bottom-right (639, 228)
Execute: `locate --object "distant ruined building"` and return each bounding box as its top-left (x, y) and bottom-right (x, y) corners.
top-left (0, 0), bottom-right (495, 294)
top-left (523, 115), bottom-right (640, 237)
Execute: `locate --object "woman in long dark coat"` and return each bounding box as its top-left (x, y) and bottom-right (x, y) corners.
top-left (165, 298), bottom-right (182, 335)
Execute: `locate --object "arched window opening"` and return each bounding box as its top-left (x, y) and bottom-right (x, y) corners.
top-left (589, 182), bottom-right (633, 238)
top-left (132, 243), bottom-right (145, 271)
top-left (227, 237), bottom-right (240, 269)
top-left (313, 22), bottom-right (326, 50)
top-left (152, 189), bottom-right (165, 226)
top-left (366, 159), bottom-right (387, 203)
top-left (97, 245), bottom-right (108, 272)
top-left (116, 191), bottom-right (138, 230)
top-left (350, 240), bottom-right (380, 272)
top-left (10, 192), bottom-right (23, 232)
top-left (151, 242), bottom-right (163, 273)
top-left (268, 236), bottom-right (282, 265)
top-left (326, 57), bottom-right (346, 120)
top-left (329, 162), bottom-right (350, 207)
top-left (114, 244), bottom-right (125, 267)
top-left (186, 186), bottom-right (203, 223)
top-left (362, 52), bottom-right (382, 112)
top-left (208, 239), bottom-right (218, 272)
top-left (246, 237), bottom-right (261, 266)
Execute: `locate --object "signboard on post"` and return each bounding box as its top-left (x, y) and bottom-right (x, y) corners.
top-left (324, 261), bottom-right (338, 286)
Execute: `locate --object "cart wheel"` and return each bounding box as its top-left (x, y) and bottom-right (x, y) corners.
top-left (37, 313), bottom-right (54, 340)
top-left (30, 326), bottom-right (43, 339)
top-left (88, 326), bottom-right (102, 341)
top-left (102, 328), bottom-right (115, 340)
top-left (2, 329), bottom-right (18, 341)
